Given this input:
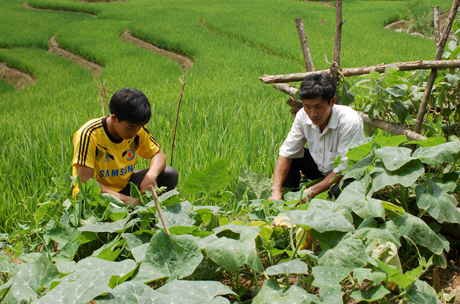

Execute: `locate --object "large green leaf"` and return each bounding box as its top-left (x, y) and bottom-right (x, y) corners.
top-left (76, 258), bottom-right (137, 288)
top-left (252, 279), bottom-right (320, 304)
top-left (182, 160), bottom-right (233, 196)
top-left (412, 142), bottom-right (460, 165)
top-left (390, 99), bottom-right (409, 123)
top-left (96, 281), bottom-right (166, 303)
top-left (133, 231), bottom-right (203, 283)
top-left (388, 211), bottom-right (446, 255)
top-left (370, 160), bottom-right (424, 193)
top-left (2, 253), bottom-right (59, 303)
top-left (308, 199), bottom-right (353, 223)
top-left (374, 135), bottom-right (407, 147)
top-left (121, 232), bottom-right (152, 251)
top-left (350, 285), bottom-right (390, 302)
top-left (352, 268), bottom-right (386, 285)
top-left (337, 179), bottom-right (385, 220)
top-left (206, 226), bottom-right (263, 273)
top-left (156, 280), bottom-right (237, 304)
top-left (343, 153), bottom-right (373, 181)
top-left (357, 219), bottom-right (401, 251)
top-left (32, 267), bottom-right (113, 304)
top-left (374, 147), bottom-right (415, 171)
top-left (156, 201), bottom-right (195, 228)
top-left (285, 209), bottom-right (355, 233)
top-left (406, 279), bottom-right (441, 304)
top-left (266, 260), bottom-right (309, 276)
top-left (234, 167), bottom-right (271, 200)
top-left (312, 265), bottom-right (349, 290)
top-left (78, 217), bottom-right (141, 233)
top-left (312, 231), bottom-right (366, 271)
top-left (416, 181), bottom-right (460, 224)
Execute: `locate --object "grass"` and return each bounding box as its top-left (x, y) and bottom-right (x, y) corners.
top-left (0, 0), bottom-right (454, 232)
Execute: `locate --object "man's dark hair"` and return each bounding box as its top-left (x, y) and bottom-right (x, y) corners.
top-left (298, 73), bottom-right (336, 104)
top-left (109, 88), bottom-right (151, 124)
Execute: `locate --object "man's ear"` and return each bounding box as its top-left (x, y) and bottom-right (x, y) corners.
top-left (110, 114), bottom-right (118, 123)
top-left (330, 97), bottom-right (337, 106)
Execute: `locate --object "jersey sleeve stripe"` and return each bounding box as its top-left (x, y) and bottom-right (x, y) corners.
top-left (142, 127), bottom-right (160, 148)
top-left (78, 120), bottom-right (103, 165)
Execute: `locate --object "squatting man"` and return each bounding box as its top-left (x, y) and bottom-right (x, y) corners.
top-left (72, 88), bottom-right (178, 206)
top-left (269, 73), bottom-right (364, 202)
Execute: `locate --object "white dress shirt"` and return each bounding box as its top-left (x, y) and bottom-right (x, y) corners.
top-left (279, 104), bottom-right (365, 176)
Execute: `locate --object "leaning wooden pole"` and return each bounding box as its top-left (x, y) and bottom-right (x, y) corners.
top-left (295, 18), bottom-right (315, 72)
top-left (170, 76), bottom-right (186, 167)
top-left (259, 59), bottom-right (460, 83)
top-left (414, 0), bottom-right (459, 134)
top-left (332, 0), bottom-right (344, 80)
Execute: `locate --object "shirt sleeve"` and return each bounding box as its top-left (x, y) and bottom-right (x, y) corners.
top-left (138, 127), bottom-right (161, 159)
top-left (279, 112), bottom-right (307, 159)
top-left (333, 117), bottom-right (365, 174)
top-left (72, 129), bottom-right (96, 170)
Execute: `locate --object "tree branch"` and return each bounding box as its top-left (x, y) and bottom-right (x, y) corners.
top-left (259, 59), bottom-right (460, 83)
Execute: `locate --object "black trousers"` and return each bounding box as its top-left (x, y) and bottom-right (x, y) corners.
top-left (283, 148), bottom-right (353, 199)
top-left (119, 166), bottom-right (178, 196)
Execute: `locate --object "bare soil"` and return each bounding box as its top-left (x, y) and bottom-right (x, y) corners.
top-left (48, 36), bottom-right (102, 77)
top-left (120, 30), bottom-right (194, 71)
top-left (0, 62), bottom-right (35, 89)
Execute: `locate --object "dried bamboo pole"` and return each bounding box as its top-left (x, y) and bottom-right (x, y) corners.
top-left (260, 59), bottom-right (460, 83)
top-left (295, 18), bottom-right (315, 72)
top-left (171, 75), bottom-right (186, 167)
top-left (149, 185), bottom-right (170, 235)
top-left (273, 83), bottom-right (427, 141)
top-left (434, 7), bottom-right (440, 47)
top-left (414, 0), bottom-right (459, 134)
top-left (332, 0), bottom-right (344, 80)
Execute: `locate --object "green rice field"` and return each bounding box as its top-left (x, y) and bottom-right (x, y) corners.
top-left (0, 0), bottom-right (453, 232)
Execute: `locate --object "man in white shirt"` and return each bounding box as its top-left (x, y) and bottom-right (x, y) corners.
top-left (269, 73), bottom-right (365, 201)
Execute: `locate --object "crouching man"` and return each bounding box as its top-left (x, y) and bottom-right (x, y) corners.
top-left (269, 73), bottom-right (364, 202)
top-left (72, 88), bottom-right (178, 206)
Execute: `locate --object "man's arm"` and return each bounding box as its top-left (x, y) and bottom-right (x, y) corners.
top-left (139, 149), bottom-right (167, 193)
top-left (75, 164), bottom-right (136, 206)
top-left (303, 171), bottom-right (343, 201)
top-left (269, 155), bottom-right (293, 201)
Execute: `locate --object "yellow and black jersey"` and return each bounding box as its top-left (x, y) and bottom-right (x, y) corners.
top-left (72, 117), bottom-right (160, 193)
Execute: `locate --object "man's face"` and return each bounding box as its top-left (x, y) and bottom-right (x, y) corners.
top-left (302, 96), bottom-right (336, 130)
top-left (113, 117), bottom-right (144, 140)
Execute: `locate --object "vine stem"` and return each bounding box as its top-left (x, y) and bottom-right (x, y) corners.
top-left (149, 185), bottom-right (170, 235)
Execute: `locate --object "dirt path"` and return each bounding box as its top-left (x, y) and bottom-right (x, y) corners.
top-left (0, 62), bottom-right (35, 89)
top-left (47, 36), bottom-right (102, 76)
top-left (22, 2), bottom-right (97, 17)
top-left (120, 30), bottom-right (194, 71)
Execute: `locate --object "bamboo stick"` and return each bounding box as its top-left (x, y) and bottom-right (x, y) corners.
top-left (295, 18), bottom-right (315, 72)
top-left (260, 59), bottom-right (460, 84)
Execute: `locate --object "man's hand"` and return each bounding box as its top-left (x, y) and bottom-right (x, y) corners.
top-left (140, 174), bottom-right (158, 194)
top-left (269, 189), bottom-right (283, 202)
top-left (301, 186), bottom-right (317, 204)
top-left (120, 193), bottom-right (140, 207)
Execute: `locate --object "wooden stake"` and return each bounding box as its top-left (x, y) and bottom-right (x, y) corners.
top-left (434, 7), bottom-right (440, 48)
top-left (333, 0), bottom-right (344, 78)
top-left (170, 75), bottom-right (186, 167)
top-left (149, 185), bottom-right (170, 235)
top-left (433, 266), bottom-right (441, 293)
top-left (414, 0), bottom-right (459, 134)
top-left (259, 59), bottom-right (460, 83)
top-left (295, 18), bottom-right (315, 72)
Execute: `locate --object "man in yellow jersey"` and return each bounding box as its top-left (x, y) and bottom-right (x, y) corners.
top-left (72, 88), bottom-right (178, 206)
